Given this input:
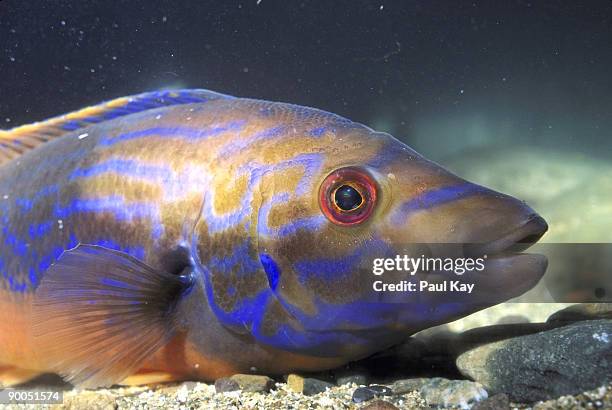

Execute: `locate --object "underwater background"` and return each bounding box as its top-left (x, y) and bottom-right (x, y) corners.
top-left (1, 1), bottom-right (610, 247)
top-left (0, 2), bottom-right (611, 408)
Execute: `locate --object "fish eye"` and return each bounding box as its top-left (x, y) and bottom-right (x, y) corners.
top-left (319, 167), bottom-right (377, 225)
top-left (334, 184), bottom-right (363, 211)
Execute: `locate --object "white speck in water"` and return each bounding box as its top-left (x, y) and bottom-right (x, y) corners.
top-left (5, 118), bottom-right (11, 123)
top-left (77, 133), bottom-right (89, 140)
top-left (186, 117), bottom-right (192, 121)
top-left (2, 194), bottom-right (8, 199)
top-left (60, 20), bottom-right (66, 26)
top-left (194, 363), bottom-right (200, 369)
top-left (189, 108), bottom-right (195, 112)
top-left (155, 114), bottom-right (162, 120)
top-left (9, 56), bottom-right (15, 62)
top-left (380, 5), bottom-right (384, 10)
top-left (162, 16), bottom-right (167, 23)
top-left (593, 332), bottom-right (609, 343)
top-left (387, 172), bottom-right (396, 180)
top-left (250, 366), bottom-right (257, 372)
top-left (57, 219), bottom-right (64, 230)
top-left (256, 0), bottom-right (262, 4)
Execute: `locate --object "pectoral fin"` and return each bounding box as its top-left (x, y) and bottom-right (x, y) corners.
top-left (32, 244), bottom-right (194, 388)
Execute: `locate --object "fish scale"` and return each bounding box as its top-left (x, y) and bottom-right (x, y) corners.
top-left (0, 89), bottom-right (547, 388)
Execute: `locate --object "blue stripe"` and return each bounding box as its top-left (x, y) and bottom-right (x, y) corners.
top-left (308, 126), bottom-right (328, 137)
top-left (294, 239), bottom-right (390, 284)
top-left (209, 240), bottom-right (260, 276)
top-left (218, 125), bottom-right (286, 156)
top-left (54, 196), bottom-right (164, 240)
top-left (70, 159), bottom-right (173, 182)
top-left (15, 185), bottom-right (59, 212)
top-left (202, 153), bottom-right (323, 235)
top-left (392, 183), bottom-right (490, 224)
top-left (260, 253), bottom-right (280, 291)
top-left (100, 121), bottom-right (246, 146)
top-left (2, 226), bottom-right (30, 257)
top-left (70, 159), bottom-right (210, 202)
top-left (61, 121), bottom-right (81, 131)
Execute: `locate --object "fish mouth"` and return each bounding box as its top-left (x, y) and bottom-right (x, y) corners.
top-left (456, 213), bottom-right (549, 304)
top-left (463, 213), bottom-right (548, 259)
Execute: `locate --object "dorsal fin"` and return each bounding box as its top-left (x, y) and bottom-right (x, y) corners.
top-left (0, 89), bottom-right (231, 165)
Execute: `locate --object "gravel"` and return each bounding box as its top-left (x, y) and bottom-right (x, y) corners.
top-left (1, 381), bottom-right (610, 409)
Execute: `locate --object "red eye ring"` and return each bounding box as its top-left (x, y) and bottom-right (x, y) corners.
top-left (319, 167), bottom-right (377, 226)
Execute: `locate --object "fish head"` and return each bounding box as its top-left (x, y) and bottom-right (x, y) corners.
top-left (251, 122), bottom-right (547, 358)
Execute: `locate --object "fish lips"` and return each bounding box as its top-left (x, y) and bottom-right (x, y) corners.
top-left (431, 213), bottom-right (550, 305)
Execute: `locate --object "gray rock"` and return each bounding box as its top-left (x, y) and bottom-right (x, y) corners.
top-left (228, 374), bottom-right (275, 393)
top-left (457, 320), bottom-right (612, 402)
top-left (361, 399), bottom-right (400, 410)
top-left (471, 393), bottom-right (510, 410)
top-left (390, 378), bottom-right (429, 395)
top-left (286, 374), bottom-right (333, 395)
top-left (422, 379), bottom-right (488, 408)
top-left (547, 304), bottom-right (612, 324)
top-left (352, 385), bottom-right (393, 403)
top-left (302, 378), bottom-right (334, 396)
top-left (392, 378), bottom-right (488, 408)
top-left (334, 367), bottom-right (369, 386)
top-left (214, 377), bottom-right (240, 393)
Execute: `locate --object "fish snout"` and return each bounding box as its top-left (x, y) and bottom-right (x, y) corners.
top-left (391, 180), bottom-right (548, 248)
top-left (434, 182), bottom-right (548, 249)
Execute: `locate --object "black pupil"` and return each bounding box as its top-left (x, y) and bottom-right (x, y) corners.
top-left (334, 185), bottom-right (363, 211)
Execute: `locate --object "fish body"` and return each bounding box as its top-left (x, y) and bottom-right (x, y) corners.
top-left (0, 90), bottom-right (547, 387)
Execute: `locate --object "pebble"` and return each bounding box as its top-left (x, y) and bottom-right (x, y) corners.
top-left (472, 393), bottom-right (510, 410)
top-left (286, 373), bottom-right (334, 395)
top-left (228, 373), bottom-right (275, 393)
top-left (391, 378), bottom-right (429, 394)
top-left (392, 377), bottom-right (487, 408)
top-left (420, 379), bottom-right (488, 408)
top-left (214, 377), bottom-right (240, 393)
top-left (334, 367), bottom-right (369, 386)
top-left (457, 320), bottom-right (612, 402)
top-left (361, 399), bottom-right (400, 409)
top-left (352, 385), bottom-right (393, 403)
